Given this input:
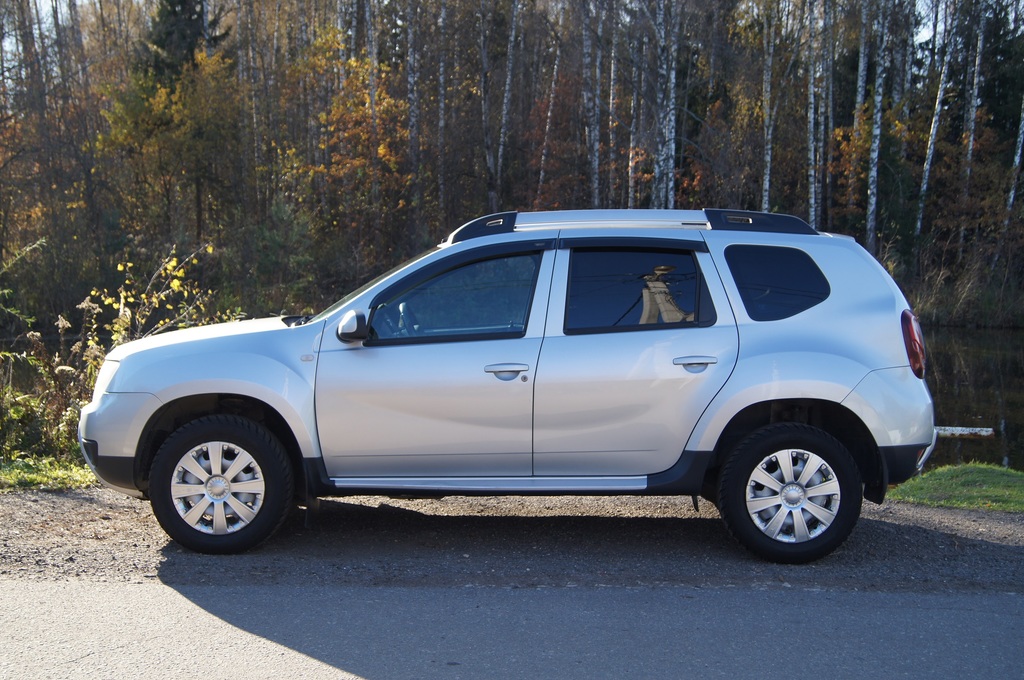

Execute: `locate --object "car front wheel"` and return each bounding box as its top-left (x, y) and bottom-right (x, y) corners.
top-left (149, 415), bottom-right (294, 554)
top-left (717, 423), bottom-right (862, 564)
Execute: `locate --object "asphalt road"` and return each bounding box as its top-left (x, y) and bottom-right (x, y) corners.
top-left (1, 490), bottom-right (1022, 679)
top-left (1, 581), bottom-right (1021, 679)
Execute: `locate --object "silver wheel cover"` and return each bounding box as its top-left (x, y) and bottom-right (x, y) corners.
top-left (745, 448), bottom-right (841, 543)
top-left (169, 441), bottom-right (266, 535)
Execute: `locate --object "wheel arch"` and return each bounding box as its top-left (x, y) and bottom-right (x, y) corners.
top-left (133, 393), bottom-right (309, 500)
top-left (702, 398), bottom-right (884, 503)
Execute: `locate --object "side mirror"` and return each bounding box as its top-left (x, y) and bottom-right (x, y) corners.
top-left (336, 309), bottom-right (368, 343)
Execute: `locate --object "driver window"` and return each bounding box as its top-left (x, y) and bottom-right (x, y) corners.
top-left (368, 252), bottom-right (542, 343)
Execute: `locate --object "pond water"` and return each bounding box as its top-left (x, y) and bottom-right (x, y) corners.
top-left (926, 327), bottom-right (1024, 471)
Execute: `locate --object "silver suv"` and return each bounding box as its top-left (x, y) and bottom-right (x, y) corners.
top-left (78, 209), bottom-right (935, 563)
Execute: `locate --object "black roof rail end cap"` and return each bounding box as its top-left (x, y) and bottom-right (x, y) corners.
top-left (704, 209), bottom-right (816, 235)
top-left (450, 211), bottom-right (519, 243)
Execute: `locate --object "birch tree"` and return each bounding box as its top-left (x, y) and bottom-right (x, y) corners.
top-left (364, 0), bottom-right (382, 252)
top-left (995, 89), bottom-right (1024, 268)
top-left (478, 0), bottom-right (498, 212)
top-left (651, 0), bottom-right (681, 209)
top-left (958, 9), bottom-right (987, 259)
top-left (865, 2), bottom-right (889, 255)
top-left (855, 0), bottom-right (871, 115)
top-left (846, 0), bottom-right (872, 212)
top-left (761, 0), bottom-right (778, 211)
top-left (915, 0), bottom-right (956, 245)
top-left (496, 0), bottom-right (521, 208)
top-left (627, 33), bottom-right (646, 209)
top-left (405, 0), bottom-right (425, 252)
top-left (806, 0), bottom-right (821, 229)
top-left (581, 1), bottom-right (601, 208)
top-left (759, 0), bottom-right (805, 212)
top-left (535, 9), bottom-right (563, 208)
top-left (607, 7), bottom-right (620, 206)
top-left (437, 0), bottom-right (448, 221)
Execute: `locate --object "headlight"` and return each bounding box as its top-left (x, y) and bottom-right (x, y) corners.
top-left (92, 360), bottom-right (120, 396)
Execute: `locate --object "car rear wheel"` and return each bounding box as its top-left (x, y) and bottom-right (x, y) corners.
top-left (717, 423), bottom-right (862, 563)
top-left (149, 415), bottom-right (293, 554)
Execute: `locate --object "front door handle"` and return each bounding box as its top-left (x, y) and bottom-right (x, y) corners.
top-left (484, 363), bottom-right (530, 381)
top-left (673, 356), bottom-right (718, 372)
top-left (673, 356), bottom-right (718, 366)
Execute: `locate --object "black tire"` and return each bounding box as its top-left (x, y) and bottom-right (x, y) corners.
top-left (717, 423), bottom-right (862, 564)
top-left (149, 415), bottom-right (294, 554)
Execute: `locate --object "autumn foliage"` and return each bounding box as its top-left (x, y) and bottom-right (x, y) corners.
top-left (0, 0), bottom-right (1022, 332)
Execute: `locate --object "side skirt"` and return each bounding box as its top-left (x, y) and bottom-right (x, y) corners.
top-left (302, 450), bottom-right (714, 498)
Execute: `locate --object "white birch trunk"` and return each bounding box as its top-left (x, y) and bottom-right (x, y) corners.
top-left (653, 0), bottom-right (680, 209)
top-left (1008, 93), bottom-right (1024, 227)
top-left (958, 13), bottom-right (986, 259)
top-left (914, 30), bottom-right (952, 239)
top-left (823, 0), bottom-right (835, 229)
top-left (478, 0), bottom-right (498, 212)
top-left (865, 7), bottom-right (888, 255)
top-left (847, 0), bottom-right (871, 213)
top-left (406, 1), bottom-right (424, 251)
top-left (627, 35), bottom-right (645, 209)
top-left (535, 11), bottom-right (563, 209)
top-left (364, 0), bottom-right (382, 251)
top-left (581, 1), bottom-right (601, 208)
top-left (807, 0), bottom-right (819, 230)
top-left (437, 0), bottom-right (448, 220)
top-left (761, 2), bottom-right (776, 212)
top-left (994, 92), bottom-right (1024, 269)
top-left (496, 0), bottom-right (520, 205)
top-left (607, 17), bottom-right (619, 206)
top-left (855, 0), bottom-right (870, 115)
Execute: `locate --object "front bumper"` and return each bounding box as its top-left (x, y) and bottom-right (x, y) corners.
top-left (78, 391), bottom-right (163, 497)
top-left (79, 438), bottom-right (141, 497)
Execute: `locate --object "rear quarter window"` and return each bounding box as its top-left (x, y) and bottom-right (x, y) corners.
top-left (724, 245), bottom-right (830, 321)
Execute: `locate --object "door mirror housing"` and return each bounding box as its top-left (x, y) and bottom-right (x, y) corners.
top-left (337, 309), bottom-right (368, 343)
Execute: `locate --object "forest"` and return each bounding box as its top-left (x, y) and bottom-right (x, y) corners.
top-left (1, 0), bottom-right (1024, 337)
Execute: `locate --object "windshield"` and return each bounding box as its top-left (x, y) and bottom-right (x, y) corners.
top-left (307, 247), bottom-right (439, 324)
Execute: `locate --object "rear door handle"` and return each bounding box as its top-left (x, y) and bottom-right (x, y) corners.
top-left (484, 363), bottom-right (530, 381)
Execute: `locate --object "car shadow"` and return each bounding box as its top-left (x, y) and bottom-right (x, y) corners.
top-left (156, 497), bottom-right (740, 588)
top-left (154, 497), bottom-right (1024, 677)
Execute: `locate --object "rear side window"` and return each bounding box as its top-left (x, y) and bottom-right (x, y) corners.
top-left (724, 245), bottom-right (830, 321)
top-left (565, 248), bottom-right (716, 333)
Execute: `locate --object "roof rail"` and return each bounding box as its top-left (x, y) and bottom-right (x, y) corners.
top-left (445, 209), bottom-right (816, 244)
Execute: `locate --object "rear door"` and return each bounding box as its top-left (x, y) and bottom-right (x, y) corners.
top-left (532, 239), bottom-right (738, 476)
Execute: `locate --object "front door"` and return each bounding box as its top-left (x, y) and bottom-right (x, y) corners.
top-left (315, 247), bottom-right (552, 477)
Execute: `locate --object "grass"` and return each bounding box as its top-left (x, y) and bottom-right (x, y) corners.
top-left (0, 457), bottom-right (96, 492)
top-left (889, 463), bottom-right (1024, 513)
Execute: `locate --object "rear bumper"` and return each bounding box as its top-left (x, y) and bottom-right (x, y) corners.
top-left (880, 427), bottom-right (938, 486)
top-left (917, 427), bottom-right (939, 472)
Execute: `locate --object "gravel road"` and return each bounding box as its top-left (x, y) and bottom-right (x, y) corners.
top-left (1, 487), bottom-right (1022, 591)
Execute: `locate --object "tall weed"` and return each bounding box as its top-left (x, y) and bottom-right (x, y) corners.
top-left (1, 242), bottom-right (244, 468)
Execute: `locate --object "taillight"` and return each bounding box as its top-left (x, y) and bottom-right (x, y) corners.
top-left (901, 309), bottom-right (926, 379)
